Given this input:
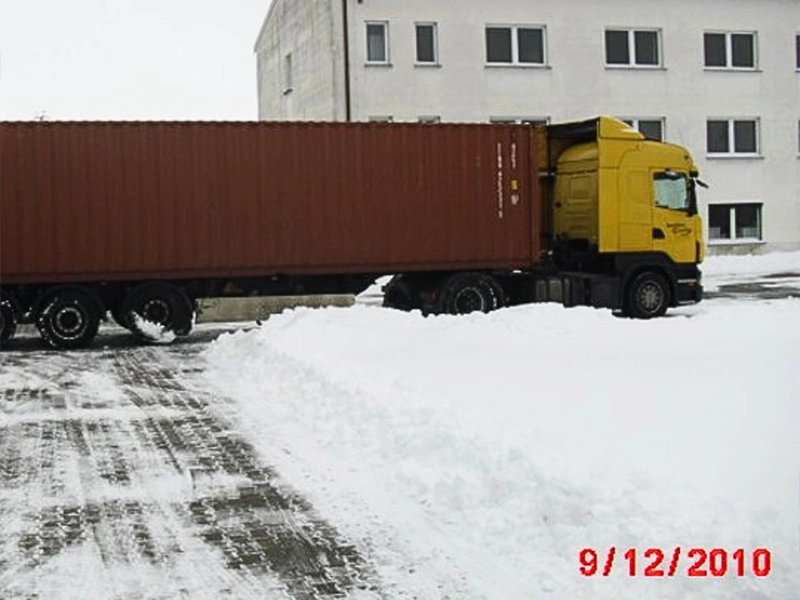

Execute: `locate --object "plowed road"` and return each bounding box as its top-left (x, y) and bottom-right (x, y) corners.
top-left (0, 326), bottom-right (379, 600)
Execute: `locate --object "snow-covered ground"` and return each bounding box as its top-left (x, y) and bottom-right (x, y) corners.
top-left (203, 251), bottom-right (800, 600)
top-left (702, 250), bottom-right (800, 293)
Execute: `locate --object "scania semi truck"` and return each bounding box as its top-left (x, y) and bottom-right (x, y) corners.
top-left (0, 116), bottom-right (704, 349)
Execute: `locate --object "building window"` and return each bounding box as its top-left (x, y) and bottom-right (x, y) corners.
top-left (708, 203), bottom-right (762, 241)
top-left (485, 26), bottom-right (546, 66)
top-left (366, 22), bottom-right (389, 64)
top-left (796, 34), bottom-right (800, 69)
top-left (622, 118), bottom-right (664, 141)
top-left (418, 116), bottom-right (441, 124)
top-left (490, 117), bottom-right (548, 126)
top-left (704, 32), bottom-right (757, 69)
top-left (282, 53), bottom-right (293, 94)
top-left (416, 23), bottom-right (438, 64)
top-left (605, 29), bottom-right (661, 67)
top-left (368, 116), bottom-right (393, 123)
top-left (706, 119), bottom-right (759, 155)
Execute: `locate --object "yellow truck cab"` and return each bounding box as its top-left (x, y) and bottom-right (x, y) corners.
top-left (544, 117), bottom-right (704, 317)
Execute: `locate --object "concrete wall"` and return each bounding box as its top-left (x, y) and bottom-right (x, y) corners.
top-left (255, 0), bottom-right (800, 253)
top-left (255, 0), bottom-right (345, 120)
top-left (196, 295), bottom-right (354, 323)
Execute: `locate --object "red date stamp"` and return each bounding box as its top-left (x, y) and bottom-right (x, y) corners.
top-left (579, 547), bottom-right (771, 577)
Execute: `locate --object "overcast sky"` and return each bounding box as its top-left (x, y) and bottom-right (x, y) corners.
top-left (0, 1), bottom-right (272, 120)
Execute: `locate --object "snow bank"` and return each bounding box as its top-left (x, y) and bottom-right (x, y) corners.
top-left (702, 250), bottom-right (800, 293)
top-left (203, 295), bottom-right (800, 600)
top-left (702, 250), bottom-right (800, 278)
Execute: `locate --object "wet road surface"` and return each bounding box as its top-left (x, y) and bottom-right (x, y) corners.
top-left (0, 326), bottom-right (380, 600)
top-left (704, 271), bottom-right (800, 301)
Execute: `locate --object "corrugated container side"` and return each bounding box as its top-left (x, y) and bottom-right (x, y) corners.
top-left (0, 121), bottom-right (540, 284)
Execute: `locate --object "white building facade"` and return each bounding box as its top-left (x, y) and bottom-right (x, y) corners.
top-left (256, 0), bottom-right (800, 254)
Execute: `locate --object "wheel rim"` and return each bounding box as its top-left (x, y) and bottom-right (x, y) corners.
top-left (141, 298), bottom-right (171, 325)
top-left (453, 286), bottom-right (486, 314)
top-left (637, 282), bottom-right (664, 314)
top-left (53, 306), bottom-right (87, 339)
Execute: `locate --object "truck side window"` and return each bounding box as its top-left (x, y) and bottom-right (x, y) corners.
top-left (653, 173), bottom-right (689, 211)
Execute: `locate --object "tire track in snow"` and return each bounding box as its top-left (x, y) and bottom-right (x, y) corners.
top-left (0, 333), bottom-right (379, 599)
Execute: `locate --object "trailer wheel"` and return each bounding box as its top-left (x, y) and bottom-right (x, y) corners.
top-left (110, 305), bottom-right (131, 330)
top-left (0, 298), bottom-right (18, 344)
top-left (625, 272), bottom-right (670, 319)
top-left (36, 288), bottom-right (101, 349)
top-left (382, 276), bottom-right (417, 311)
top-left (122, 282), bottom-right (194, 341)
top-left (436, 273), bottom-right (505, 315)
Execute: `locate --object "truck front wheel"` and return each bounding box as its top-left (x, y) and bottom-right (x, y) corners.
top-left (436, 273), bottom-right (505, 315)
top-left (625, 272), bottom-right (670, 319)
top-left (36, 288), bottom-right (101, 349)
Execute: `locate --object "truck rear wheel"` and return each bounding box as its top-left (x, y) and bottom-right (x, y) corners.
top-left (436, 273), bottom-right (505, 315)
top-left (625, 272), bottom-right (669, 319)
top-left (122, 282), bottom-right (194, 342)
top-left (0, 298), bottom-right (18, 343)
top-left (36, 287), bottom-right (101, 349)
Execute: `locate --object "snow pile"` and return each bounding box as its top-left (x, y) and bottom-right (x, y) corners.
top-left (130, 314), bottom-right (177, 344)
top-left (203, 290), bottom-right (800, 599)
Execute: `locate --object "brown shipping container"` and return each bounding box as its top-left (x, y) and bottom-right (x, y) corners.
top-left (0, 121), bottom-right (541, 284)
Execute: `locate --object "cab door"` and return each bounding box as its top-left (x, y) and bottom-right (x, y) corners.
top-left (651, 171), bottom-right (700, 264)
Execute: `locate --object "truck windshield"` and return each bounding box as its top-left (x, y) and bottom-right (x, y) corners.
top-left (654, 172), bottom-right (690, 211)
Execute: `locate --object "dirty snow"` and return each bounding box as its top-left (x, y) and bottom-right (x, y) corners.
top-left (1, 342), bottom-right (375, 600)
top-left (203, 251), bottom-right (800, 600)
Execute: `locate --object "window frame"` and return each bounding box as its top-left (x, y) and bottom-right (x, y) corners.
top-left (621, 117), bottom-right (665, 141)
top-left (415, 22), bottom-right (439, 65)
top-left (653, 172), bottom-right (691, 212)
top-left (604, 28), bottom-right (662, 68)
top-left (485, 24), bottom-right (547, 67)
top-left (707, 202), bottom-right (763, 243)
top-left (282, 52), bottom-right (293, 95)
top-left (365, 21), bottom-right (390, 65)
top-left (796, 33), bottom-right (800, 70)
top-left (706, 118), bottom-right (761, 157)
top-left (703, 31), bottom-right (758, 70)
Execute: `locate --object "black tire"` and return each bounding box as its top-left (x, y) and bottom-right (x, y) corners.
top-left (0, 298), bottom-right (18, 344)
top-left (110, 305), bottom-right (131, 330)
top-left (122, 282), bottom-right (194, 342)
top-left (435, 273), bottom-right (505, 315)
top-left (36, 288), bottom-right (101, 350)
top-left (382, 276), bottom-right (416, 311)
top-left (625, 272), bottom-right (670, 319)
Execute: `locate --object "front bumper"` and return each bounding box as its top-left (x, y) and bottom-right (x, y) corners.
top-left (676, 274), bottom-right (703, 304)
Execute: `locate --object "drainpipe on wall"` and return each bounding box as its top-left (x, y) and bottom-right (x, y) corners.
top-left (341, 0), bottom-right (352, 121)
